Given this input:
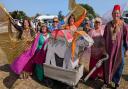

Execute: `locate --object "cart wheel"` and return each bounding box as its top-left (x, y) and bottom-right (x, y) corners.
top-left (45, 79), bottom-right (54, 87)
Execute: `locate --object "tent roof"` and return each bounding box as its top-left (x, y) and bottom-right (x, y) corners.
top-left (36, 15), bottom-right (57, 20)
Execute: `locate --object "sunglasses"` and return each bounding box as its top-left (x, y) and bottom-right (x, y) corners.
top-left (95, 21), bottom-right (101, 23)
top-left (53, 21), bottom-right (59, 23)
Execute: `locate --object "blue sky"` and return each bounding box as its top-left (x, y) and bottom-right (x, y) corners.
top-left (0, 0), bottom-right (128, 17)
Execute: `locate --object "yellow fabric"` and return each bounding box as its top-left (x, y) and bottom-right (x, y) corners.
top-left (72, 5), bottom-right (86, 21)
top-left (68, 0), bottom-right (87, 23)
top-left (0, 4), bottom-right (32, 63)
top-left (74, 10), bottom-right (86, 27)
top-left (0, 4), bottom-right (19, 41)
top-left (68, 0), bottom-right (76, 10)
top-left (0, 4), bottom-right (10, 21)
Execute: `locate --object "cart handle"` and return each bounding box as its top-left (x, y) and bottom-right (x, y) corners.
top-left (84, 53), bottom-right (109, 82)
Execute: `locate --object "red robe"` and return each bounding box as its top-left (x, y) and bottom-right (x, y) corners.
top-left (103, 21), bottom-right (128, 84)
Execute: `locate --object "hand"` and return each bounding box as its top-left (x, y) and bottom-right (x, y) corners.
top-left (125, 50), bottom-right (128, 57)
top-left (84, 9), bottom-right (87, 15)
top-left (96, 60), bottom-right (102, 68)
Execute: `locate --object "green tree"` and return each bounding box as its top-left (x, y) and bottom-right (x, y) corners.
top-left (10, 10), bottom-right (27, 20)
top-left (80, 4), bottom-right (96, 19)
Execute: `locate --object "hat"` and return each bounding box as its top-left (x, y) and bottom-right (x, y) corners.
top-left (85, 17), bottom-right (89, 21)
top-left (41, 23), bottom-right (47, 27)
top-left (94, 17), bottom-right (102, 23)
top-left (113, 5), bottom-right (121, 12)
top-left (53, 17), bottom-right (59, 22)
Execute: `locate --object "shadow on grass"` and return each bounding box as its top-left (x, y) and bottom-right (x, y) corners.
top-left (82, 70), bottom-right (115, 89)
top-left (122, 74), bottom-right (128, 81)
top-left (32, 75), bottom-right (72, 89)
top-left (83, 78), bottom-right (104, 89)
top-left (0, 64), bottom-right (118, 89)
top-left (0, 64), bottom-right (18, 89)
top-left (32, 70), bottom-right (113, 89)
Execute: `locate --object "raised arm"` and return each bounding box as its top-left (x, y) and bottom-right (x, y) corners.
top-left (74, 10), bottom-right (86, 28)
top-left (63, 9), bottom-right (76, 24)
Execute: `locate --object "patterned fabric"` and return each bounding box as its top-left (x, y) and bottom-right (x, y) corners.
top-left (22, 29), bottom-right (32, 41)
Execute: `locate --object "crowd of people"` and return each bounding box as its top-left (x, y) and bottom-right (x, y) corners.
top-left (10, 4), bottom-right (128, 89)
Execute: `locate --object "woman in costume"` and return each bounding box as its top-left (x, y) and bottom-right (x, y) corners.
top-left (11, 23), bottom-right (50, 81)
top-left (49, 10), bottom-right (77, 31)
top-left (83, 17), bottom-right (92, 34)
top-left (88, 17), bottom-right (105, 79)
top-left (22, 18), bottom-right (33, 41)
top-left (65, 10), bottom-right (86, 34)
top-left (103, 5), bottom-right (128, 88)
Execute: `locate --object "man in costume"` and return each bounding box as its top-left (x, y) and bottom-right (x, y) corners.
top-left (49, 17), bottom-right (65, 31)
top-left (103, 5), bottom-right (128, 88)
